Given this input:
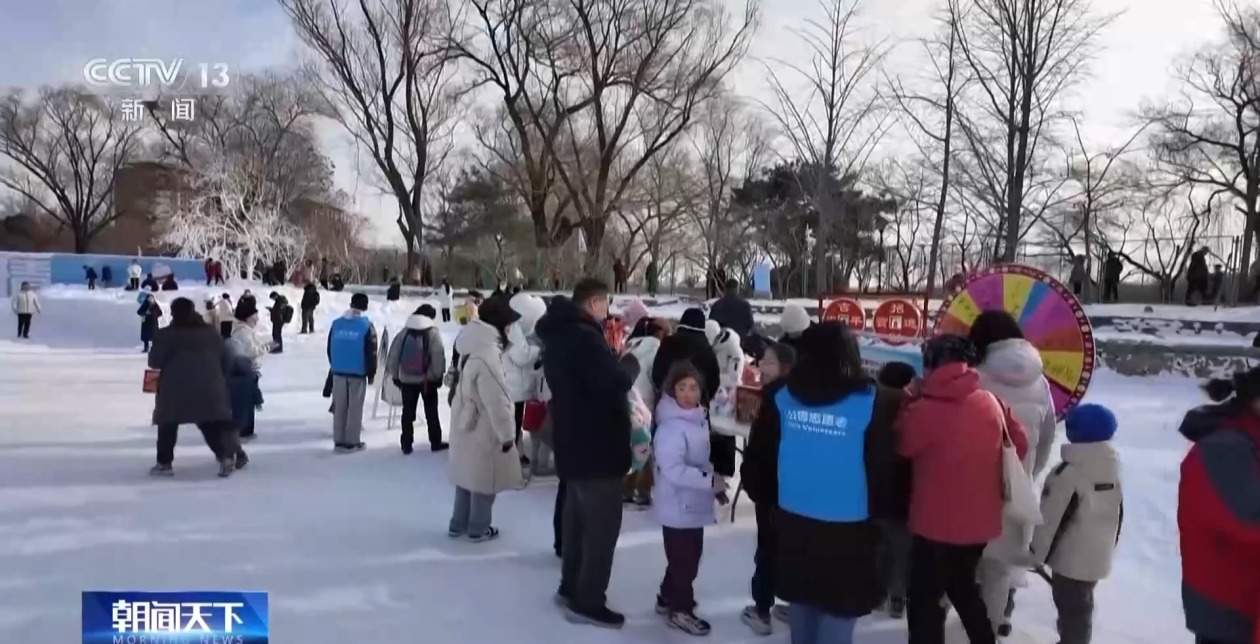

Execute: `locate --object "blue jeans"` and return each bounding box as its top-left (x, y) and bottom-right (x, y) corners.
top-left (789, 604), bottom-right (856, 644)
top-left (449, 487), bottom-right (495, 536)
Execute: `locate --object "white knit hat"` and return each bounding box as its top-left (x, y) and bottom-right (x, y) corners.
top-left (705, 319), bottom-right (721, 345)
top-left (780, 303), bottom-right (811, 335)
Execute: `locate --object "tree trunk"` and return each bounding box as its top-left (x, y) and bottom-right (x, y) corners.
top-left (1238, 205), bottom-right (1257, 303)
top-left (814, 190), bottom-right (831, 297)
top-left (580, 219), bottom-right (607, 276)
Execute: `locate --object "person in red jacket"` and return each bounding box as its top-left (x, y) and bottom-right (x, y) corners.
top-left (1177, 369), bottom-right (1260, 644)
top-left (896, 334), bottom-right (1028, 644)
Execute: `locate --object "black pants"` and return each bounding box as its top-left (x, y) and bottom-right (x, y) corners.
top-left (399, 382), bottom-right (443, 448)
top-left (220, 321), bottom-right (232, 339)
top-left (156, 421), bottom-right (233, 466)
top-left (128, 277), bottom-right (140, 290)
top-left (751, 501), bottom-right (777, 613)
top-left (514, 401), bottom-right (524, 447)
top-left (300, 308), bottom-right (315, 333)
top-left (661, 526), bottom-right (704, 612)
top-left (271, 324), bottom-right (283, 353)
top-left (1103, 279), bottom-right (1119, 302)
top-left (560, 477), bottom-right (624, 611)
top-left (88, 279), bottom-right (96, 290)
top-left (1187, 278), bottom-right (1208, 305)
top-left (442, 308), bottom-right (452, 322)
top-left (16, 313), bottom-right (32, 338)
top-left (908, 537), bottom-right (994, 644)
top-left (554, 479), bottom-right (566, 556)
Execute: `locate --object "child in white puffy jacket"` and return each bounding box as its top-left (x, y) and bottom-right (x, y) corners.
top-left (1031, 403), bottom-right (1124, 644)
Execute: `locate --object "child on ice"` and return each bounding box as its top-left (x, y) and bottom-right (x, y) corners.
top-left (1030, 403), bottom-right (1123, 644)
top-left (653, 361), bottom-right (723, 636)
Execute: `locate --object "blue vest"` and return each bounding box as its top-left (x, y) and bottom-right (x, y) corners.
top-left (329, 315), bottom-right (371, 376)
top-left (775, 386), bottom-right (876, 522)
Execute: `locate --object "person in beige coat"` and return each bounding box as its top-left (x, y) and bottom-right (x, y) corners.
top-left (447, 295), bottom-right (524, 542)
top-left (1031, 404), bottom-right (1123, 644)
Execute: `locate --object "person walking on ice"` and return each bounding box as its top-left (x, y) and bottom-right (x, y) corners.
top-left (327, 292), bottom-right (377, 452)
top-left (10, 281), bottom-right (40, 339)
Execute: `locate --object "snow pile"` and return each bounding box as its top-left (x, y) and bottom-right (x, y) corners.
top-left (0, 285), bottom-right (1197, 643)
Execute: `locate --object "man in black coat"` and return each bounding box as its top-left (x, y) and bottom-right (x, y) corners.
top-left (267, 292), bottom-right (290, 354)
top-left (536, 278), bottom-right (634, 629)
top-left (651, 307), bottom-right (733, 476)
top-left (709, 278), bottom-right (755, 339)
top-left (300, 283), bottom-right (320, 334)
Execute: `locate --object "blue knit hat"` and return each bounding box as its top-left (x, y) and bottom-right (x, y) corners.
top-left (1065, 403), bottom-right (1117, 443)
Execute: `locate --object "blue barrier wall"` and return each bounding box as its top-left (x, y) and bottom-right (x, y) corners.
top-left (50, 253), bottom-right (206, 285)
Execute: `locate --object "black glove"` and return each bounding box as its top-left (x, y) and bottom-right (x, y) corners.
top-left (501, 441), bottom-right (513, 453)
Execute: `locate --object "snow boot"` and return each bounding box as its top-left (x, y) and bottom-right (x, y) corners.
top-left (401, 444), bottom-right (413, 455)
top-left (741, 606), bottom-right (772, 636)
top-left (217, 459), bottom-right (235, 478)
top-left (564, 604), bottom-right (625, 629)
top-left (431, 442), bottom-right (449, 453)
top-left (149, 463), bottom-right (174, 477)
top-left (667, 611), bottom-right (711, 636)
top-left (235, 451), bottom-right (249, 470)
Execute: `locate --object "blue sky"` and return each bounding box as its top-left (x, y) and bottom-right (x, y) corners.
top-left (0, 0), bottom-right (1228, 247)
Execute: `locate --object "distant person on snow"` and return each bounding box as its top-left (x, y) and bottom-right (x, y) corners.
top-left (128, 260), bottom-right (143, 290)
top-left (161, 274), bottom-right (179, 291)
top-left (300, 283), bottom-right (320, 334)
top-left (385, 304), bottom-right (448, 454)
top-left (266, 292), bottom-right (292, 354)
top-left (327, 293), bottom-right (378, 452)
top-left (84, 265), bottom-right (98, 290)
top-left (214, 294), bottom-right (234, 339)
top-left (138, 293), bottom-right (163, 353)
top-left (1031, 403), bottom-right (1124, 644)
top-left (1069, 256), bottom-right (1087, 297)
top-left (147, 297), bottom-right (244, 478)
top-left (229, 297), bottom-right (270, 441)
top-left (1209, 265), bottom-right (1226, 304)
top-left (100, 265), bottom-right (113, 289)
top-left (386, 276), bottom-right (402, 302)
top-left (440, 277), bottom-right (455, 322)
top-left (1186, 246), bottom-right (1211, 306)
top-left (205, 258), bottom-right (215, 286)
top-left (141, 273), bottom-right (159, 292)
top-left (708, 278), bottom-right (754, 340)
top-left (1177, 370), bottom-right (1260, 644)
top-left (10, 281), bottom-right (40, 339)
top-left (1103, 253), bottom-right (1124, 303)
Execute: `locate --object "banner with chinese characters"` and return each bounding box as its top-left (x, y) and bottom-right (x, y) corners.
top-left (871, 299), bottom-right (922, 345)
top-left (82, 591), bottom-right (268, 643)
top-left (821, 297), bottom-right (866, 330)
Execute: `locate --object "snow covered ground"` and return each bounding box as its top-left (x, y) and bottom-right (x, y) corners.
top-left (0, 284), bottom-right (1197, 643)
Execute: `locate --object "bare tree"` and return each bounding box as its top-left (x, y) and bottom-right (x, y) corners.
top-left (954, 0), bottom-right (1114, 262)
top-left (280, 0), bottom-right (457, 279)
top-left (0, 88), bottom-right (142, 253)
top-left (615, 150), bottom-right (694, 280)
top-left (888, 0), bottom-right (964, 317)
top-left (1145, 0), bottom-right (1260, 301)
top-left (762, 0), bottom-right (888, 294)
top-left (870, 158), bottom-right (932, 291)
top-left (1104, 183), bottom-right (1220, 302)
top-left (453, 0), bottom-right (759, 273)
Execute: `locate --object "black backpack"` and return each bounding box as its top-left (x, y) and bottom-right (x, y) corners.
top-left (282, 304), bottom-right (295, 324)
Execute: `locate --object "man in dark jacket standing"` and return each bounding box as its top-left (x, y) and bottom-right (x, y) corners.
top-left (300, 283), bottom-right (320, 334)
top-left (709, 278), bottom-right (755, 340)
top-left (537, 278), bottom-right (634, 629)
top-left (651, 308), bottom-right (732, 477)
top-left (267, 292), bottom-right (291, 354)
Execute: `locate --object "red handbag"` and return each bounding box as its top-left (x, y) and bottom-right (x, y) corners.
top-left (522, 399), bottom-right (548, 433)
top-left (142, 368), bottom-right (160, 394)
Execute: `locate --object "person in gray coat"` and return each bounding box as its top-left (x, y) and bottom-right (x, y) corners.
top-left (147, 297), bottom-right (245, 478)
top-left (386, 304), bottom-right (448, 454)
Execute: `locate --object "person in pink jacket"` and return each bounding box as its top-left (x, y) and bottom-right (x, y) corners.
top-left (896, 335), bottom-right (1028, 644)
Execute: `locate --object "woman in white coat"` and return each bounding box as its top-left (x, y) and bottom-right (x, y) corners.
top-left (969, 310), bottom-right (1059, 637)
top-left (447, 296), bottom-right (524, 542)
top-left (503, 293), bottom-right (547, 443)
top-left (705, 320), bottom-right (746, 390)
top-left (439, 278), bottom-right (455, 323)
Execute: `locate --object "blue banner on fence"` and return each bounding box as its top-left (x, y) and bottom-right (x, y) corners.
top-left (82, 591), bottom-right (268, 643)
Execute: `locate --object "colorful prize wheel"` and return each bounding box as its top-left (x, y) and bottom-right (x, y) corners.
top-left (934, 264), bottom-right (1095, 419)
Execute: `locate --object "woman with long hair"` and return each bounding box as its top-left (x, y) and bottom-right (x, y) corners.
top-left (742, 322), bottom-right (902, 644)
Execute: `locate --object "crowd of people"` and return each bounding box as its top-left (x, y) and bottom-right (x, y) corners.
top-left (8, 260), bottom-right (1256, 644)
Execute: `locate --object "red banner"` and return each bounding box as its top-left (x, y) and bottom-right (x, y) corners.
top-left (822, 298), bottom-right (866, 330)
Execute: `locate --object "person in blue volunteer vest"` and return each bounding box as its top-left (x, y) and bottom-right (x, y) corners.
top-left (326, 292), bottom-right (378, 452)
top-left (742, 322), bottom-right (903, 644)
